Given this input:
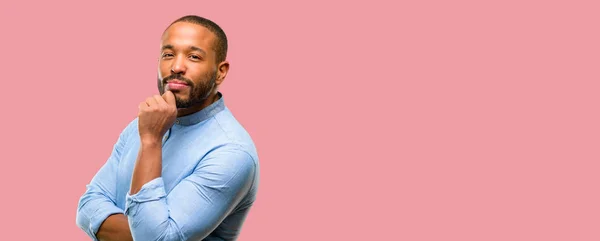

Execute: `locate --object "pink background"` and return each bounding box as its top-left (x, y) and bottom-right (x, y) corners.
top-left (1, 0), bottom-right (599, 240)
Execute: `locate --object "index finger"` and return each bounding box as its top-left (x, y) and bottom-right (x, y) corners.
top-left (153, 94), bottom-right (166, 105)
top-left (162, 91), bottom-right (176, 107)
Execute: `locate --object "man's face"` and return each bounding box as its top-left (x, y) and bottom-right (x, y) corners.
top-left (157, 22), bottom-right (219, 108)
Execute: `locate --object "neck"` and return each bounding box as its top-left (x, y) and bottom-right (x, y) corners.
top-left (176, 92), bottom-right (220, 117)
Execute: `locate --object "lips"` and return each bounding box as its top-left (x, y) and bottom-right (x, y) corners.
top-left (166, 79), bottom-right (190, 91)
top-left (166, 79), bottom-right (189, 86)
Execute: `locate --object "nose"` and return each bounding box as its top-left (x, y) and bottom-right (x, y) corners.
top-left (171, 55), bottom-right (187, 75)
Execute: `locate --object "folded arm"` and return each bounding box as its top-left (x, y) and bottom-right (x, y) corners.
top-left (125, 145), bottom-right (256, 241)
top-left (96, 214), bottom-right (132, 241)
top-left (76, 122), bottom-right (134, 241)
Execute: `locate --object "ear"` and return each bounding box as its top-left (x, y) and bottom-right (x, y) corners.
top-left (215, 61), bottom-right (230, 86)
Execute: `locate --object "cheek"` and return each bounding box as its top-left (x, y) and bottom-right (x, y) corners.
top-left (189, 68), bottom-right (211, 81)
top-left (158, 63), bottom-right (171, 78)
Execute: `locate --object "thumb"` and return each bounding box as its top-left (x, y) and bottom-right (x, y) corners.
top-left (162, 91), bottom-right (177, 107)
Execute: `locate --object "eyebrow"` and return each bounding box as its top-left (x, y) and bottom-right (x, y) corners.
top-left (161, 44), bottom-right (207, 56)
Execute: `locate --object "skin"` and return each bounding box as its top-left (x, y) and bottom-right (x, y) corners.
top-left (95, 21), bottom-right (230, 241)
top-left (157, 21), bottom-right (230, 117)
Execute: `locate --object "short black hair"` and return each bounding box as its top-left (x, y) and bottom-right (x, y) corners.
top-left (167, 15), bottom-right (228, 64)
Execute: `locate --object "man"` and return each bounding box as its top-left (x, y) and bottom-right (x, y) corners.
top-left (76, 15), bottom-right (260, 241)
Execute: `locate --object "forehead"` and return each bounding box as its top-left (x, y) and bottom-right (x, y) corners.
top-left (161, 22), bottom-right (216, 51)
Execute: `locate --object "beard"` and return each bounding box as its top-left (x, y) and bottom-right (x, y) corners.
top-left (157, 71), bottom-right (216, 109)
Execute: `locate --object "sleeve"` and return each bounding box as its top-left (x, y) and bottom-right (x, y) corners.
top-left (123, 146), bottom-right (256, 241)
top-left (75, 121), bottom-right (134, 241)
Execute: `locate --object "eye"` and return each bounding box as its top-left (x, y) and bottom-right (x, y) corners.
top-left (162, 53), bottom-right (174, 59)
top-left (190, 55), bottom-right (202, 61)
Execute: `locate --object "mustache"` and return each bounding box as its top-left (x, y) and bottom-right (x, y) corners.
top-left (163, 74), bottom-right (193, 86)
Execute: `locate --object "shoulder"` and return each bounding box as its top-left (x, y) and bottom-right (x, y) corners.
top-left (108, 118), bottom-right (138, 143)
top-left (199, 108), bottom-right (260, 184)
top-left (210, 107), bottom-right (259, 160)
top-left (118, 118), bottom-right (139, 139)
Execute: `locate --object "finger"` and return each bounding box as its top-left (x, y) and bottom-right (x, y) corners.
top-left (138, 102), bottom-right (148, 111)
top-left (162, 91), bottom-right (176, 107)
top-left (153, 94), bottom-right (166, 105)
top-left (145, 96), bottom-right (158, 107)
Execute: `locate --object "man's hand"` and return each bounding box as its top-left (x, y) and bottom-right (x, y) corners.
top-left (138, 91), bottom-right (177, 143)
